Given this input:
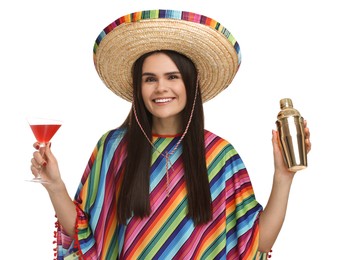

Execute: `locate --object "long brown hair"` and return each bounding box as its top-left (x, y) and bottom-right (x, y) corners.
top-left (117, 50), bottom-right (212, 225)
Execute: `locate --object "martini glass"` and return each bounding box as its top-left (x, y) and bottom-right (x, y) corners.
top-left (27, 117), bottom-right (62, 183)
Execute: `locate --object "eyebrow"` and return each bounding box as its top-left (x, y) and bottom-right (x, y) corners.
top-left (142, 71), bottom-right (181, 77)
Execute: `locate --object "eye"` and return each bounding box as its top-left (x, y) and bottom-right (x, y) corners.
top-left (168, 74), bottom-right (179, 80)
top-left (143, 76), bottom-right (157, 83)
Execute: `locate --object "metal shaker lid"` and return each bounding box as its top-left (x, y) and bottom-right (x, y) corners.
top-left (278, 98), bottom-right (301, 119)
top-left (280, 98), bottom-right (293, 109)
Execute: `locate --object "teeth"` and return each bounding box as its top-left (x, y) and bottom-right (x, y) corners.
top-left (154, 98), bottom-right (172, 103)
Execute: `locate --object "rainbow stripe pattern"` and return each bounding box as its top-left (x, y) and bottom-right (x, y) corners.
top-left (93, 9), bottom-right (241, 66)
top-left (56, 128), bottom-right (266, 259)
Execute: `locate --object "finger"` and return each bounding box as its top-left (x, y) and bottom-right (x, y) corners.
top-left (30, 165), bottom-right (40, 177)
top-left (272, 129), bottom-right (285, 162)
top-left (272, 130), bottom-right (280, 149)
top-left (45, 142), bottom-right (51, 153)
top-left (305, 138), bottom-right (312, 153)
top-left (272, 129), bottom-right (277, 142)
top-left (43, 142), bottom-right (53, 160)
top-left (304, 124), bottom-right (311, 153)
top-left (33, 142), bottom-right (41, 150)
top-left (304, 127), bottom-right (310, 139)
top-left (31, 157), bottom-right (41, 169)
top-left (33, 151), bottom-right (47, 167)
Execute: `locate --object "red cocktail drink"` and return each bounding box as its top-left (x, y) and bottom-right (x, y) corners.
top-left (30, 124), bottom-right (61, 144)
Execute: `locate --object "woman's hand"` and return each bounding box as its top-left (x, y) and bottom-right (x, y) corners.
top-left (30, 142), bottom-right (64, 192)
top-left (272, 120), bottom-right (311, 180)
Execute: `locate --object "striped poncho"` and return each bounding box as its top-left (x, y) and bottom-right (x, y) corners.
top-left (55, 128), bottom-right (267, 259)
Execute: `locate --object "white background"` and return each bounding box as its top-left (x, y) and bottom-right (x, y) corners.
top-left (1, 0), bottom-right (345, 259)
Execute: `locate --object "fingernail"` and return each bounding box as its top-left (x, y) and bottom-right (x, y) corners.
top-left (35, 144), bottom-right (40, 149)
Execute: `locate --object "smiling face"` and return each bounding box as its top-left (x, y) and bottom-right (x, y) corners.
top-left (141, 52), bottom-right (187, 132)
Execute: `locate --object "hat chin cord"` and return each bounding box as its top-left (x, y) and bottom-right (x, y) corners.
top-left (132, 80), bottom-right (199, 197)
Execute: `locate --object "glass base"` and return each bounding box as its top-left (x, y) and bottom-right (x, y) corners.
top-left (26, 177), bottom-right (49, 184)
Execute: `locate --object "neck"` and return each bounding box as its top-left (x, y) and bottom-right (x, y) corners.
top-left (152, 116), bottom-right (182, 135)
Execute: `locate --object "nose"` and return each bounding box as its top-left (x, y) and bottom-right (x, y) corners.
top-left (155, 79), bottom-right (168, 92)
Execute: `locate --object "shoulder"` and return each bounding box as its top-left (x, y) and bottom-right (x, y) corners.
top-left (204, 129), bottom-right (233, 149)
top-left (97, 127), bottom-right (127, 147)
top-left (204, 129), bottom-right (240, 160)
top-left (204, 130), bottom-right (246, 176)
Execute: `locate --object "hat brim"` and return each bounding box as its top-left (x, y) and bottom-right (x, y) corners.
top-left (94, 10), bottom-right (241, 103)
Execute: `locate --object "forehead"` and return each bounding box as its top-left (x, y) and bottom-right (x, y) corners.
top-left (142, 53), bottom-right (179, 73)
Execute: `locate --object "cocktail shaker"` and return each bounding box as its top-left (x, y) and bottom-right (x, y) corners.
top-left (276, 98), bottom-right (307, 172)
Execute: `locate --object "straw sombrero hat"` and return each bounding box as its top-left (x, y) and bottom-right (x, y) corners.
top-left (93, 9), bottom-right (241, 103)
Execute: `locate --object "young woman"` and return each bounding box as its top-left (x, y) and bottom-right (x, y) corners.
top-left (31, 10), bottom-right (311, 260)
